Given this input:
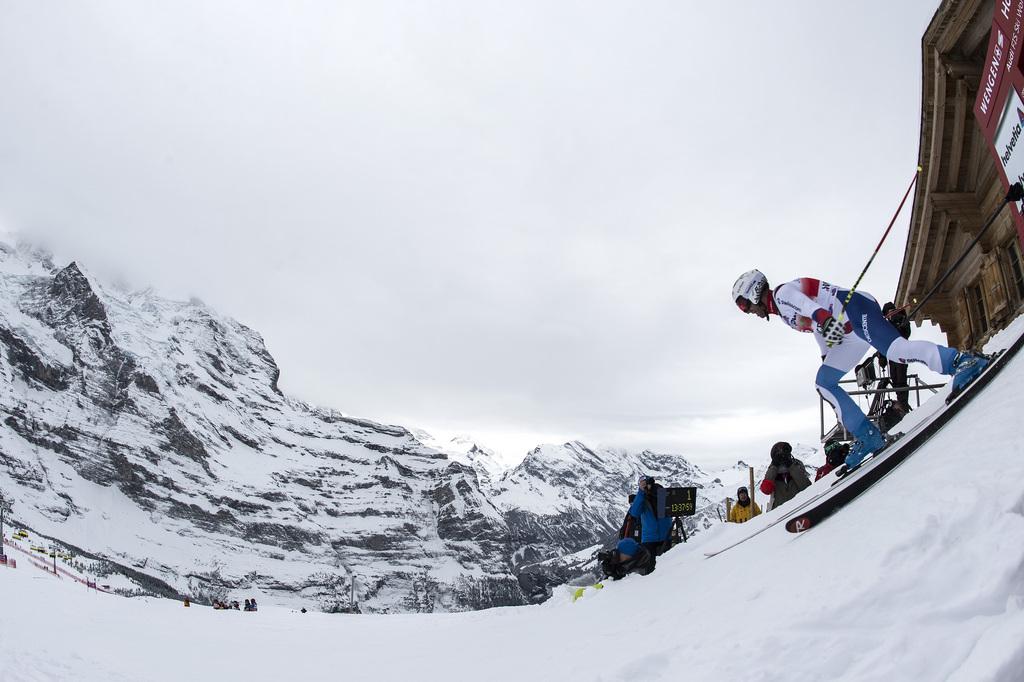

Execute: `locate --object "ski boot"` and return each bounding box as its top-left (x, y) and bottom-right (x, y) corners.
top-left (844, 423), bottom-right (885, 470)
top-left (949, 351), bottom-right (990, 396)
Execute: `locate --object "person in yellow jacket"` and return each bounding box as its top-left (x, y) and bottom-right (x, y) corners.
top-left (727, 486), bottom-right (761, 523)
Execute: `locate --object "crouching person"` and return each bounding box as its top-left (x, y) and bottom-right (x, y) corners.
top-left (598, 538), bottom-right (655, 581)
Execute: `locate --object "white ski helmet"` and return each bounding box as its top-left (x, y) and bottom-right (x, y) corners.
top-left (732, 269), bottom-right (767, 311)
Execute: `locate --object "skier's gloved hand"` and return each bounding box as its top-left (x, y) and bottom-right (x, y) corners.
top-left (759, 479), bottom-right (775, 495)
top-left (817, 315), bottom-right (845, 346)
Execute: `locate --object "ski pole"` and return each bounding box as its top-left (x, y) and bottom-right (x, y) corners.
top-left (906, 181), bottom-right (1024, 321)
top-left (829, 166), bottom-right (922, 346)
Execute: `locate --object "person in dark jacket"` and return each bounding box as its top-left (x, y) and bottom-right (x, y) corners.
top-left (880, 302), bottom-right (913, 414)
top-left (618, 494), bottom-right (642, 541)
top-left (760, 442), bottom-right (811, 509)
top-left (628, 475), bottom-right (674, 566)
top-left (598, 538), bottom-right (654, 580)
top-left (815, 439), bottom-right (850, 481)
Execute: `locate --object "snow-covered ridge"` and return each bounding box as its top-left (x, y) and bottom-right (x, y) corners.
top-left (409, 429), bottom-right (506, 485)
top-left (0, 240), bottom-right (740, 611)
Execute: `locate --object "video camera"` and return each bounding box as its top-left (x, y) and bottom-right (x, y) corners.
top-left (597, 549), bottom-right (626, 581)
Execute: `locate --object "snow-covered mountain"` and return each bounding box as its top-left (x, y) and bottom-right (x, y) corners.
top-left (0, 241), bottom-right (521, 612)
top-left (409, 429), bottom-right (507, 486)
top-left (0, 241), bottom-right (739, 611)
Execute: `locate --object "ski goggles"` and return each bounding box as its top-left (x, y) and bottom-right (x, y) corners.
top-left (735, 296), bottom-right (752, 312)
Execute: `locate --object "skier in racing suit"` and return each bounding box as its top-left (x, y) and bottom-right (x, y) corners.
top-left (731, 270), bottom-right (990, 469)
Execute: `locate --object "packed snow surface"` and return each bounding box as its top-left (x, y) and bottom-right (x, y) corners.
top-left (2, 319), bottom-right (1023, 681)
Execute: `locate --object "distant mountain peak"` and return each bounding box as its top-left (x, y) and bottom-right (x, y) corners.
top-left (47, 261), bottom-right (108, 324)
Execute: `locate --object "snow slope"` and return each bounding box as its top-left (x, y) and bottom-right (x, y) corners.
top-left (3, 318), bottom-right (1022, 681)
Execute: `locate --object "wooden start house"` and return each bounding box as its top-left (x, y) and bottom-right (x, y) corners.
top-left (896, 0), bottom-right (1024, 348)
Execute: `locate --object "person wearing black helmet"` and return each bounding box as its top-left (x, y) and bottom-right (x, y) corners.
top-left (879, 301), bottom-right (913, 416)
top-left (759, 441), bottom-right (811, 510)
top-left (815, 439), bottom-right (850, 481)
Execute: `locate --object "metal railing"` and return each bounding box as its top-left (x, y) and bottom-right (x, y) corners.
top-left (819, 373), bottom-right (945, 442)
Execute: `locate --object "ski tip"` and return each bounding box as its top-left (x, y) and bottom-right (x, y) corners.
top-left (786, 516), bottom-right (813, 533)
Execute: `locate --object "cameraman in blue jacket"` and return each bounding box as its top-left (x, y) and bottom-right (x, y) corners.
top-left (628, 475), bottom-right (674, 570)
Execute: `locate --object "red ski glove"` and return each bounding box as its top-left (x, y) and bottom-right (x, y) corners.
top-left (760, 479), bottom-right (775, 495)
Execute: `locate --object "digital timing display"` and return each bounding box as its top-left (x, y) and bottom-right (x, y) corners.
top-left (664, 486), bottom-right (697, 516)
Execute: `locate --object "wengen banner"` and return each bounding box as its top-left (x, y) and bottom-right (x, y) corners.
top-left (976, 0), bottom-right (1024, 239)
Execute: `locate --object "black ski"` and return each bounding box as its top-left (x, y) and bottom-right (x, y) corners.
top-left (785, 332), bottom-right (1023, 534)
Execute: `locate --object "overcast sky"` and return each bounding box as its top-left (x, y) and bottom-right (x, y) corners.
top-left (0, 1), bottom-right (947, 468)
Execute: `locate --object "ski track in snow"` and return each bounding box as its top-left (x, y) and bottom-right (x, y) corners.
top-left (2, 321), bottom-right (1024, 680)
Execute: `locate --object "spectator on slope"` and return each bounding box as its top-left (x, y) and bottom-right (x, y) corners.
top-left (815, 439), bottom-right (850, 481)
top-left (732, 270), bottom-right (990, 469)
top-left (880, 302), bottom-right (913, 415)
top-left (628, 475), bottom-right (674, 568)
top-left (618, 494), bottom-right (642, 542)
top-left (244, 599), bottom-right (252, 611)
top-left (760, 442), bottom-right (811, 510)
top-left (727, 486), bottom-right (762, 523)
top-left (598, 538), bottom-right (654, 580)
top-left (250, 598), bottom-right (258, 612)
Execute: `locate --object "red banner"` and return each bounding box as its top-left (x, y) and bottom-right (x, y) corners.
top-left (975, 0), bottom-right (1024, 240)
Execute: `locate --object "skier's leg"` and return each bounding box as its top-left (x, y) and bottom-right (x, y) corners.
top-left (885, 337), bottom-right (957, 374)
top-left (815, 337), bottom-right (872, 436)
top-left (843, 291), bottom-right (957, 373)
top-left (817, 334), bottom-right (885, 468)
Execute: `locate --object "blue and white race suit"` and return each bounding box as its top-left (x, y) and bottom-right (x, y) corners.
top-left (772, 278), bottom-right (958, 436)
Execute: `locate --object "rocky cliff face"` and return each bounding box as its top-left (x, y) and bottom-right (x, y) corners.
top-left (0, 241), bottom-right (734, 612)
